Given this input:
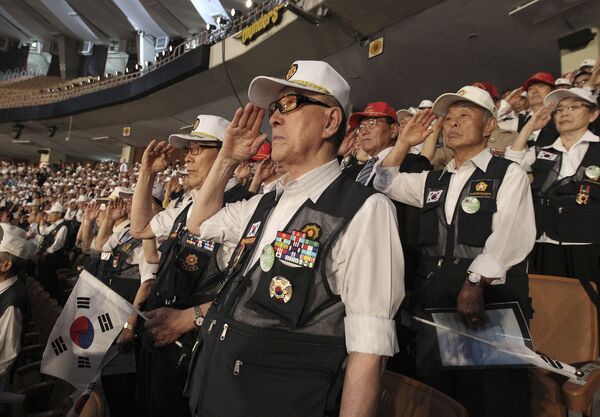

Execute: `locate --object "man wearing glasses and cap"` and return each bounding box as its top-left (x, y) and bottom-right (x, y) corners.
top-left (373, 86), bottom-right (535, 417)
top-left (506, 87), bottom-right (600, 289)
top-left (185, 61), bottom-right (403, 417)
top-left (130, 116), bottom-right (235, 417)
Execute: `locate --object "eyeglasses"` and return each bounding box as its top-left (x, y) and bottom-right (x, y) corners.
top-left (183, 143), bottom-right (219, 155)
top-left (268, 94), bottom-right (331, 117)
top-left (552, 103), bottom-right (592, 116)
top-left (358, 118), bottom-right (390, 131)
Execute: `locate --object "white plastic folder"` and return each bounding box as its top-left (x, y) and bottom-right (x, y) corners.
top-left (426, 302), bottom-right (533, 369)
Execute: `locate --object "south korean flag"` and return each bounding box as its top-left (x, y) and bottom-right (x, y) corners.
top-left (426, 189), bottom-right (444, 204)
top-left (41, 271), bottom-right (133, 389)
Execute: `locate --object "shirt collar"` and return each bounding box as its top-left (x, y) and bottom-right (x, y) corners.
top-left (0, 276), bottom-right (18, 295)
top-left (543, 130), bottom-right (600, 151)
top-left (374, 146), bottom-right (392, 161)
top-left (113, 219), bottom-right (131, 234)
top-left (276, 159), bottom-right (341, 203)
top-left (443, 148), bottom-right (492, 176)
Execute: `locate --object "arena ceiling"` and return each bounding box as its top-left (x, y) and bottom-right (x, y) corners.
top-left (0, 0), bottom-right (598, 161)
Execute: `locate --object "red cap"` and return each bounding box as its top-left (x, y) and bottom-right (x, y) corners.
top-left (349, 102), bottom-right (398, 128)
top-left (250, 143), bottom-right (271, 161)
top-left (472, 81), bottom-right (499, 100)
top-left (522, 72), bottom-right (555, 91)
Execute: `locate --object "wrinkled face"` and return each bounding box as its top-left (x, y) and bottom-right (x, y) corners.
top-left (269, 88), bottom-right (341, 165)
top-left (397, 114), bottom-right (413, 135)
top-left (357, 117), bottom-right (396, 156)
top-left (183, 145), bottom-right (220, 189)
top-left (442, 102), bottom-right (492, 152)
top-left (553, 97), bottom-right (599, 134)
top-left (527, 82), bottom-right (553, 107)
top-left (0, 212), bottom-right (10, 223)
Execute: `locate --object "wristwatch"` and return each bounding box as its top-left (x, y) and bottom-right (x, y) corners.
top-left (467, 271), bottom-right (483, 287)
top-left (193, 305), bottom-right (204, 327)
top-left (123, 321), bottom-right (134, 330)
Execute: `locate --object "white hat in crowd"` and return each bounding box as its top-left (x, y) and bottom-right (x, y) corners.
top-left (168, 115), bottom-right (229, 149)
top-left (44, 202), bottom-right (65, 214)
top-left (396, 107), bottom-right (418, 119)
top-left (0, 223), bottom-right (30, 259)
top-left (554, 78), bottom-right (572, 87)
top-left (432, 86), bottom-right (497, 118)
top-left (418, 99), bottom-right (434, 109)
top-left (544, 87), bottom-right (599, 106)
top-left (580, 59), bottom-right (596, 69)
top-left (248, 60), bottom-right (351, 116)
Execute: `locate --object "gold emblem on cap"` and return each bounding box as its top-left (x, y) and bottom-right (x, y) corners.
top-left (458, 89), bottom-right (467, 96)
top-left (269, 276), bottom-right (292, 303)
top-left (285, 64), bottom-right (298, 81)
top-left (475, 181), bottom-right (488, 192)
top-left (193, 118), bottom-right (200, 131)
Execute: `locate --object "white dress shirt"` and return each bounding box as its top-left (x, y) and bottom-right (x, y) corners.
top-left (39, 220), bottom-right (67, 254)
top-left (0, 277), bottom-right (23, 384)
top-left (374, 148), bottom-right (535, 283)
top-left (505, 129), bottom-right (599, 246)
top-left (199, 159), bottom-right (405, 356)
top-left (357, 147), bottom-right (392, 185)
top-left (102, 220), bottom-right (158, 283)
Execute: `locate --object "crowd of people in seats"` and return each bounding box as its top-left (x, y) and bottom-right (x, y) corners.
top-left (0, 56), bottom-right (599, 417)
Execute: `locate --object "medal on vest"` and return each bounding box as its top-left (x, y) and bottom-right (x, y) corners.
top-left (585, 165), bottom-right (600, 181)
top-left (274, 230), bottom-right (319, 268)
top-left (260, 244), bottom-right (275, 272)
top-left (461, 196), bottom-right (480, 214)
top-left (112, 254), bottom-right (120, 268)
top-left (180, 253), bottom-right (199, 272)
top-left (576, 185), bottom-right (590, 205)
top-left (269, 276), bottom-right (292, 303)
top-left (230, 243), bottom-right (245, 269)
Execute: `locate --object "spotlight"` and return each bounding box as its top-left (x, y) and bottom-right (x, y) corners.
top-left (47, 126), bottom-right (57, 137)
top-left (230, 8), bottom-right (241, 17)
top-left (216, 15), bottom-right (229, 26)
top-left (245, 0), bottom-right (252, 8)
top-left (161, 50), bottom-right (166, 56)
top-left (11, 124), bottom-right (23, 139)
top-left (169, 45), bottom-right (173, 52)
top-left (206, 23), bottom-right (216, 31)
top-left (125, 67), bottom-right (129, 73)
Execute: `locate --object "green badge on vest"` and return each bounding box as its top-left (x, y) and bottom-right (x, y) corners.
top-left (461, 196), bottom-right (480, 214)
top-left (260, 244), bottom-right (275, 272)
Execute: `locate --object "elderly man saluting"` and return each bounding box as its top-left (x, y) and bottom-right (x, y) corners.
top-left (184, 61), bottom-right (404, 417)
top-left (373, 86), bottom-right (535, 417)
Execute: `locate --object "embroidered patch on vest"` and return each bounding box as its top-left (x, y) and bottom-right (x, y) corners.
top-left (469, 179), bottom-right (493, 197)
top-left (536, 150), bottom-right (558, 161)
top-left (426, 189), bottom-right (444, 203)
top-left (180, 253), bottom-right (199, 272)
top-left (300, 223), bottom-right (321, 240)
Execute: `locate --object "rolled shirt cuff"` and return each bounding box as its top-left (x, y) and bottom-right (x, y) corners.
top-left (344, 314), bottom-right (399, 357)
top-left (503, 146), bottom-right (526, 163)
top-left (468, 253), bottom-right (507, 285)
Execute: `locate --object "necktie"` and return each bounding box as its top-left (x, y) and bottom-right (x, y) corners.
top-left (356, 156), bottom-right (378, 186)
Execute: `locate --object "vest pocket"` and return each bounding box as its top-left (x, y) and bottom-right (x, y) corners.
top-left (457, 198), bottom-right (496, 247)
top-left (246, 259), bottom-right (314, 329)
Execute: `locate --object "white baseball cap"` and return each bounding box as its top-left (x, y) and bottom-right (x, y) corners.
top-left (396, 107), bottom-right (418, 118)
top-left (580, 59), bottom-right (596, 69)
top-left (44, 202), bottom-right (64, 214)
top-left (248, 60), bottom-right (351, 116)
top-left (432, 86), bottom-right (497, 118)
top-left (418, 99), bottom-right (434, 109)
top-left (555, 78), bottom-right (572, 87)
top-left (544, 87), bottom-right (598, 106)
top-left (168, 115), bottom-right (229, 149)
top-left (0, 224), bottom-right (30, 259)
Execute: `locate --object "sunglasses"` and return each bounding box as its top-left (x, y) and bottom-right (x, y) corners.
top-left (182, 143), bottom-right (221, 155)
top-left (268, 94), bottom-right (331, 117)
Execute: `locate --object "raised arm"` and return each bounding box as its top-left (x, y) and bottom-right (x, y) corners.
top-left (510, 103), bottom-right (554, 152)
top-left (93, 198), bottom-right (127, 251)
top-left (381, 109), bottom-right (436, 168)
top-left (131, 140), bottom-right (175, 239)
top-left (186, 104), bottom-right (267, 234)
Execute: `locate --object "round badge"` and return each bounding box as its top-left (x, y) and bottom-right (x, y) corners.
top-left (461, 197), bottom-right (480, 214)
top-left (269, 276), bottom-right (292, 303)
top-left (585, 165), bottom-right (600, 180)
top-left (260, 244), bottom-right (275, 272)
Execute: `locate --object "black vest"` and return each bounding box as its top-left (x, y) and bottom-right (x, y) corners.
top-left (97, 226), bottom-right (142, 303)
top-left (417, 157), bottom-right (530, 316)
top-left (186, 175), bottom-right (376, 417)
top-left (0, 278), bottom-right (30, 353)
top-left (145, 203), bottom-right (223, 312)
top-left (39, 221), bottom-right (67, 253)
top-left (531, 141), bottom-right (600, 242)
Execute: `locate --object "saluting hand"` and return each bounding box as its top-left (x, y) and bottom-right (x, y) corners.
top-left (141, 140), bottom-right (175, 175)
top-left (526, 103), bottom-right (555, 132)
top-left (505, 87), bottom-right (524, 110)
top-left (221, 103), bottom-right (268, 164)
top-left (84, 201), bottom-right (101, 221)
top-left (399, 109), bottom-right (437, 147)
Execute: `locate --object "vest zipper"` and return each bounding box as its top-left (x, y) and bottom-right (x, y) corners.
top-left (220, 323), bottom-right (229, 341)
top-left (207, 319), bottom-right (217, 334)
top-left (233, 359), bottom-right (243, 375)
